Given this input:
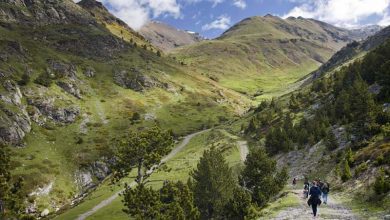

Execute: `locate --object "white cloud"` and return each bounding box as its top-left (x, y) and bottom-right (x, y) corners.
top-left (379, 12), bottom-right (390, 26)
top-left (283, 0), bottom-right (390, 28)
top-left (233, 0), bottom-right (246, 9)
top-left (77, 0), bottom-right (181, 30)
top-left (181, 0), bottom-right (224, 7)
top-left (202, 15), bottom-right (231, 30)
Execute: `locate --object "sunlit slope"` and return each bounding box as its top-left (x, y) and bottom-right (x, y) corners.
top-left (172, 15), bottom-right (355, 99)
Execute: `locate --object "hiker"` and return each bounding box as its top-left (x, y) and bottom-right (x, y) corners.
top-left (321, 182), bottom-right (330, 204)
top-left (292, 177), bottom-right (297, 188)
top-left (308, 181), bottom-right (322, 218)
top-left (303, 181), bottom-right (310, 198)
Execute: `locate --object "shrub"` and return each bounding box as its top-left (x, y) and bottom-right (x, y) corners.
top-left (341, 159), bottom-right (352, 182)
top-left (18, 73), bottom-right (30, 86)
top-left (34, 72), bottom-right (53, 87)
top-left (354, 162), bottom-right (368, 177)
top-left (373, 168), bottom-right (390, 195)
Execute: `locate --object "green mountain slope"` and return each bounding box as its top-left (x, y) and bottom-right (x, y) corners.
top-left (171, 15), bottom-right (363, 100)
top-left (238, 32), bottom-right (390, 219)
top-left (0, 0), bottom-right (251, 214)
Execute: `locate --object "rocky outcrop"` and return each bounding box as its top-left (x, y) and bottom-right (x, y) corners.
top-left (0, 0), bottom-right (95, 25)
top-left (83, 66), bottom-right (95, 77)
top-left (113, 68), bottom-right (163, 91)
top-left (57, 81), bottom-right (82, 99)
top-left (27, 96), bottom-right (79, 123)
top-left (48, 59), bottom-right (77, 79)
top-left (0, 80), bottom-right (31, 146)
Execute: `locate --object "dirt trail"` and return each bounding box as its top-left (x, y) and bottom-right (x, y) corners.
top-left (271, 189), bottom-right (357, 220)
top-left (237, 140), bottom-right (249, 162)
top-left (75, 129), bottom-right (209, 220)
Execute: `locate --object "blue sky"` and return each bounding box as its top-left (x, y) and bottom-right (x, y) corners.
top-left (89, 0), bottom-right (390, 39)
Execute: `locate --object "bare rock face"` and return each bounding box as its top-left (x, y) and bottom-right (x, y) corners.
top-left (83, 66), bottom-right (95, 77)
top-left (48, 59), bottom-right (77, 79)
top-left (57, 81), bottom-right (82, 99)
top-left (26, 97), bottom-right (80, 123)
top-left (113, 68), bottom-right (163, 92)
top-left (0, 0), bottom-right (95, 25)
top-left (0, 80), bottom-right (31, 146)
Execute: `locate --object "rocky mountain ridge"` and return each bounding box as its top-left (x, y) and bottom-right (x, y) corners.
top-left (140, 20), bottom-right (204, 52)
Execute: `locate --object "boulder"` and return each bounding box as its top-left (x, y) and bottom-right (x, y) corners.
top-left (48, 60), bottom-right (77, 79)
top-left (57, 81), bottom-right (82, 99)
top-left (27, 97), bottom-right (80, 123)
top-left (0, 80), bottom-right (31, 146)
top-left (113, 68), bottom-right (162, 92)
top-left (83, 66), bottom-right (95, 77)
top-left (40, 209), bottom-right (50, 217)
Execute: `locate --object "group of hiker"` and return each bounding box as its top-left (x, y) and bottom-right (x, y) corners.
top-left (292, 177), bottom-right (330, 218)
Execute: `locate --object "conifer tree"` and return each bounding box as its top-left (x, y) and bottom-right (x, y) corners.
top-left (190, 147), bottom-right (236, 219)
top-left (240, 148), bottom-right (287, 207)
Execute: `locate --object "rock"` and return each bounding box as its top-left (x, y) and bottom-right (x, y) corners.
top-left (75, 170), bottom-right (93, 189)
top-left (40, 209), bottom-right (50, 217)
top-left (27, 97), bottom-right (80, 123)
top-left (0, 80), bottom-right (31, 146)
top-left (92, 161), bottom-right (111, 180)
top-left (57, 81), bottom-right (82, 99)
top-left (29, 181), bottom-right (54, 197)
top-left (384, 214), bottom-right (390, 220)
top-left (47, 7), bottom-right (60, 20)
top-left (83, 66), bottom-right (95, 77)
top-left (113, 68), bottom-right (163, 91)
top-left (48, 60), bottom-right (77, 79)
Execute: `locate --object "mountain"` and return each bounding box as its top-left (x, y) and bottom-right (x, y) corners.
top-left (241, 33), bottom-right (390, 219)
top-left (139, 21), bottom-right (204, 52)
top-left (307, 25), bottom-right (390, 82)
top-left (172, 15), bottom-right (363, 99)
top-left (77, 0), bottom-right (156, 51)
top-left (348, 24), bottom-right (383, 41)
top-left (0, 0), bottom-right (250, 216)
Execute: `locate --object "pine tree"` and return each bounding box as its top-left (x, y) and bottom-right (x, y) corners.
top-left (0, 146), bottom-right (10, 217)
top-left (190, 147), bottom-right (236, 219)
top-left (325, 130), bottom-right (338, 151)
top-left (223, 187), bottom-right (252, 219)
top-left (240, 148), bottom-right (287, 207)
top-left (112, 126), bottom-right (174, 185)
top-left (122, 181), bottom-right (199, 220)
top-left (341, 159), bottom-right (352, 182)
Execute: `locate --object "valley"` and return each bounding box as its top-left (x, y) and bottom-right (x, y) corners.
top-left (0, 0), bottom-right (389, 219)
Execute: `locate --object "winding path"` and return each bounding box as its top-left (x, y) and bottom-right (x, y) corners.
top-left (76, 129), bottom-right (209, 220)
top-left (271, 189), bottom-right (357, 220)
top-left (237, 140), bottom-right (249, 162)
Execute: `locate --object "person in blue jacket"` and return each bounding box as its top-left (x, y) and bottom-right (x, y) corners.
top-left (308, 181), bottom-right (322, 217)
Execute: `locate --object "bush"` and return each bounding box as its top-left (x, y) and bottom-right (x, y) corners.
top-left (34, 72), bottom-right (53, 87)
top-left (18, 73), bottom-right (30, 86)
top-left (341, 159), bottom-right (352, 182)
top-left (354, 162), bottom-right (368, 177)
top-left (373, 168), bottom-right (390, 195)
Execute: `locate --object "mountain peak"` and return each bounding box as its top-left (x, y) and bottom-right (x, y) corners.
top-left (78, 0), bottom-right (106, 10)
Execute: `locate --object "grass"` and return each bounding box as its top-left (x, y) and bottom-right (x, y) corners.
top-left (1, 20), bottom-right (255, 213)
top-left (259, 185), bottom-right (301, 219)
top-left (55, 129), bottom-right (244, 219)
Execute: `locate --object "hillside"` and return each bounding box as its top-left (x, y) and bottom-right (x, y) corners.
top-left (0, 0), bottom-right (251, 216)
top-left (239, 32), bottom-right (390, 219)
top-left (307, 25), bottom-right (390, 83)
top-left (172, 15), bottom-right (365, 100)
top-left (139, 21), bottom-right (204, 52)
top-left (0, 1), bottom-right (388, 219)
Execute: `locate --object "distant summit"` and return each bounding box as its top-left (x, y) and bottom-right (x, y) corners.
top-left (140, 21), bottom-right (204, 52)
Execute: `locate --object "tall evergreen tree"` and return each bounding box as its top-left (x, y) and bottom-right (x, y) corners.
top-left (112, 126), bottom-right (174, 185)
top-left (240, 148), bottom-right (287, 207)
top-left (190, 147), bottom-right (236, 219)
